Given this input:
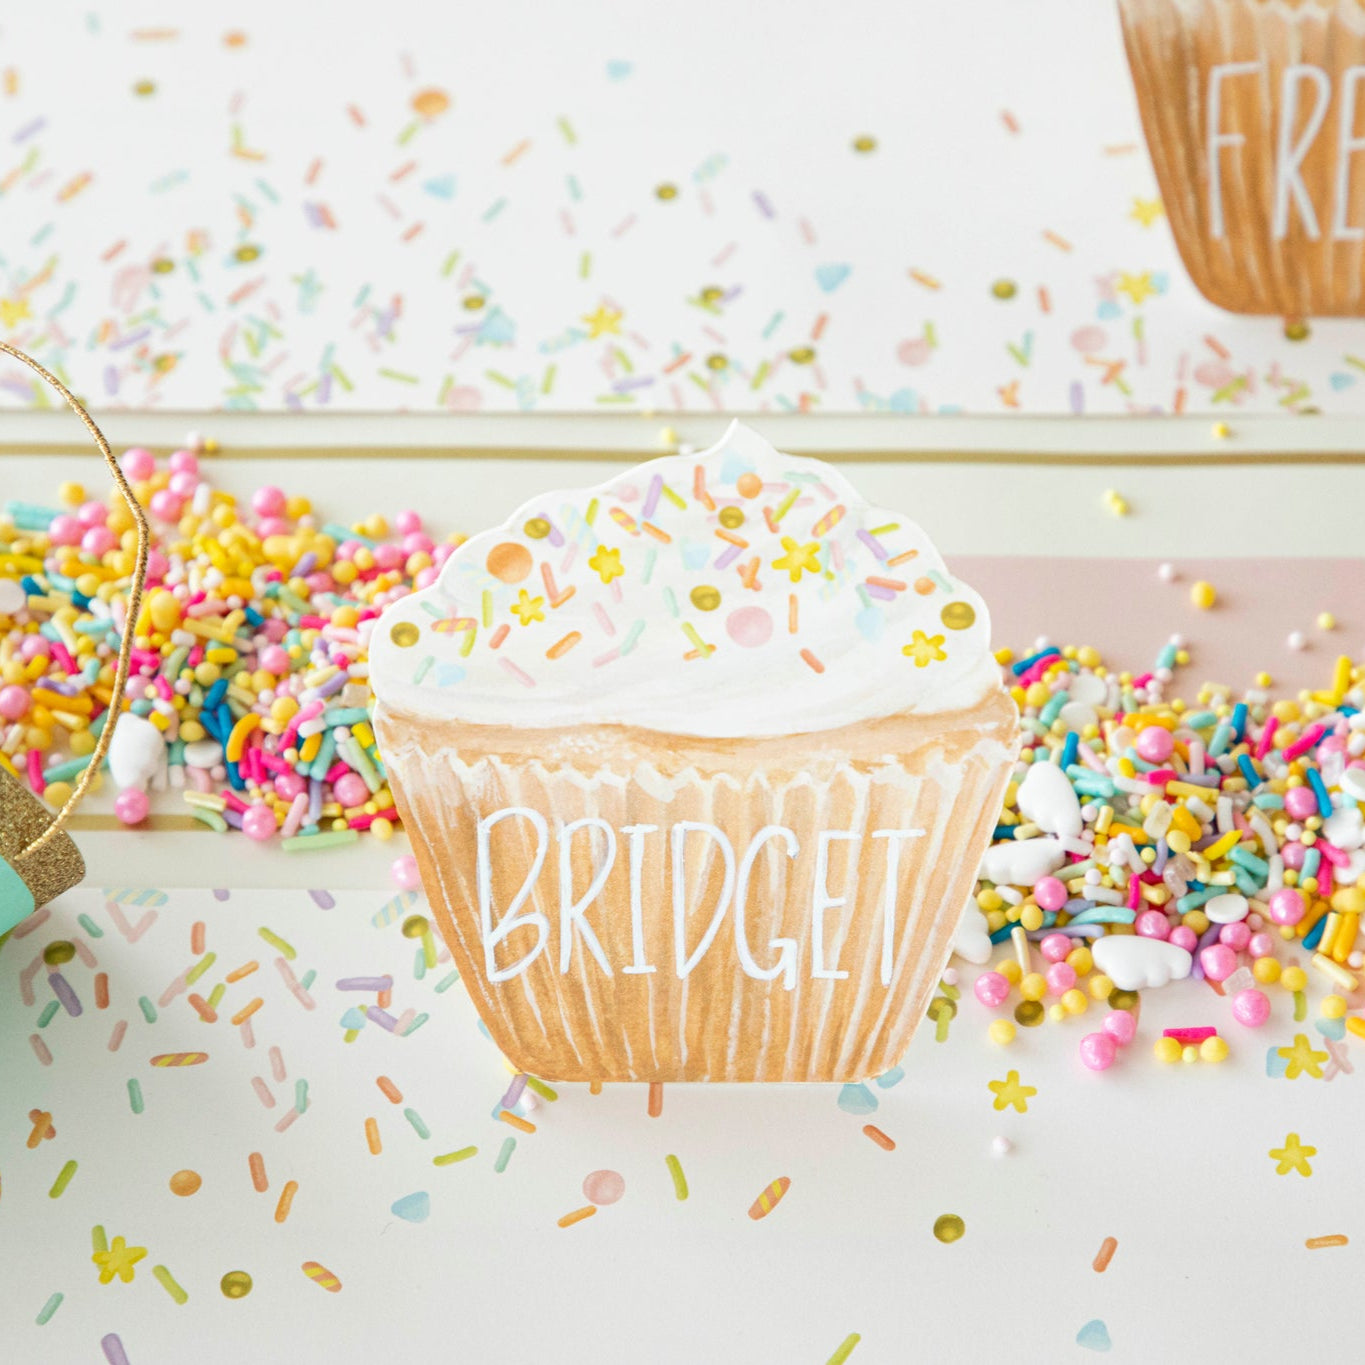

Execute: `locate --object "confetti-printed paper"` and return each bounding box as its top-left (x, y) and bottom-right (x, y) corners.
top-left (2, 1), bottom-right (1364, 415)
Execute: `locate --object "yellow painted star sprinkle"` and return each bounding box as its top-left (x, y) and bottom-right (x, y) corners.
top-left (1129, 197), bottom-right (1165, 227)
top-left (770, 537), bottom-right (821, 583)
top-left (581, 305), bottom-right (623, 339)
top-left (902, 630), bottom-right (947, 668)
top-left (1115, 271), bottom-right (1157, 305)
top-left (1278, 1033), bottom-right (1328, 1080)
top-left (509, 589), bottom-right (546, 627)
top-left (93, 1235), bottom-right (148, 1285)
top-left (1269, 1132), bottom-right (1315, 1177)
top-left (988, 1069), bottom-right (1036, 1113)
top-left (587, 545), bottom-right (625, 584)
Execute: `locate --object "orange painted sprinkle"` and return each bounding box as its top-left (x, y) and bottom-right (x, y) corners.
top-left (377, 988), bottom-right (392, 1010)
top-left (800, 649), bottom-right (825, 673)
top-left (187, 993), bottom-right (217, 1023)
top-left (275, 1179), bottom-right (298, 1223)
top-left (738, 557), bottom-right (762, 590)
top-left (1042, 230), bottom-right (1072, 253)
top-left (589, 1080), bottom-right (603, 1096)
top-left (94, 972), bottom-right (109, 1009)
top-left (1093, 1236), bottom-right (1118, 1271)
top-left (866, 576), bottom-right (907, 592)
top-left (1204, 334), bottom-right (1230, 359)
top-left (230, 997), bottom-right (264, 1027)
top-left (748, 1176), bottom-right (791, 1219)
top-left (248, 1151), bottom-right (268, 1192)
top-left (1001, 109), bottom-right (1020, 133)
top-left (540, 563), bottom-right (559, 597)
top-left (811, 312), bottom-right (828, 340)
top-left (862, 1124), bottom-right (895, 1150)
top-left (225, 961), bottom-right (259, 983)
top-left (693, 465), bottom-right (715, 511)
top-left (550, 587), bottom-right (576, 609)
top-left (908, 269), bottom-right (941, 290)
top-left (365, 1117), bottom-right (382, 1155)
top-left (498, 1110), bottom-right (536, 1134)
top-left (642, 521), bottom-right (671, 543)
top-left (376, 1076), bottom-right (403, 1104)
top-left (27, 1111), bottom-right (52, 1149)
top-left (648, 1082), bottom-right (664, 1118)
top-left (191, 921), bottom-right (206, 955)
top-left (558, 1205), bottom-right (597, 1228)
top-left (663, 351), bottom-right (692, 374)
top-left (1306, 1234), bottom-right (1349, 1250)
top-left (788, 595), bottom-right (798, 634)
top-left (301, 1260), bottom-right (341, 1292)
top-left (547, 632), bottom-right (582, 659)
top-left (762, 506), bottom-right (780, 534)
top-left (1038, 286), bottom-right (1052, 312)
top-left (489, 624), bottom-right (510, 649)
top-left (886, 549), bottom-right (919, 568)
top-left (608, 507), bottom-right (639, 535)
top-left (346, 105), bottom-right (366, 127)
top-left (501, 138), bottom-right (531, 166)
top-left (715, 529), bottom-right (748, 548)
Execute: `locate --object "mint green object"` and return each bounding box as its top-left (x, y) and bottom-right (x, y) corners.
top-left (1, 856), bottom-right (36, 936)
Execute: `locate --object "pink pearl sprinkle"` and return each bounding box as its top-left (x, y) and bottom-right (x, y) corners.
top-left (973, 971), bottom-right (1010, 1008)
top-left (1199, 943), bottom-right (1238, 982)
top-left (394, 509), bottom-right (423, 536)
top-left (1039, 932), bottom-right (1072, 964)
top-left (168, 449), bottom-right (199, 476)
top-left (1230, 987), bottom-right (1271, 1028)
top-left (333, 774), bottom-right (369, 808)
top-left (1284, 786), bottom-right (1320, 819)
top-left (1168, 926), bottom-right (1198, 952)
top-left (253, 485), bottom-right (287, 518)
top-left (1218, 921), bottom-right (1251, 952)
top-left (241, 804), bottom-right (277, 842)
top-left (113, 788), bottom-right (150, 826)
top-left (81, 526), bottom-right (117, 557)
top-left (1135, 909), bottom-right (1171, 940)
top-left (1135, 727), bottom-right (1174, 763)
top-left (1248, 932), bottom-right (1276, 959)
top-left (1079, 1032), bottom-right (1118, 1071)
top-left (1102, 1009), bottom-right (1137, 1046)
top-left (1045, 962), bottom-right (1077, 996)
top-left (48, 514), bottom-right (83, 546)
top-left (149, 490), bottom-right (183, 522)
top-left (1267, 888), bottom-right (1305, 926)
top-left (121, 446), bottom-right (156, 481)
top-left (76, 500), bottom-right (108, 528)
top-left (1034, 876), bottom-right (1067, 912)
top-left (391, 854), bottom-right (421, 891)
top-left (1280, 842), bottom-right (1307, 871)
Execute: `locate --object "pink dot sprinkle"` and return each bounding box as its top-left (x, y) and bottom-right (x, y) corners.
top-left (1079, 1032), bottom-right (1117, 1071)
top-left (1230, 988), bottom-right (1271, 1028)
top-left (725, 605), bottom-right (772, 648)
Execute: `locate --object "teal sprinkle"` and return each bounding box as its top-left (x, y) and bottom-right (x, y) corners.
top-left (620, 620), bottom-right (645, 655)
top-left (414, 948), bottom-right (427, 980)
top-left (413, 655), bottom-right (435, 685)
top-left (138, 996), bottom-right (158, 1024)
top-left (295, 1080), bottom-right (309, 1112)
top-left (128, 1079), bottom-right (144, 1114)
top-left (403, 1012), bottom-right (430, 1035)
top-left (36, 1001), bottom-right (59, 1028)
top-left (433, 970), bottom-right (461, 993)
top-left (35, 1292), bottom-right (63, 1326)
top-left (494, 1137), bottom-right (517, 1172)
top-left (404, 1107), bottom-right (431, 1139)
top-left (662, 586), bottom-right (679, 618)
top-left (300, 969), bottom-right (316, 991)
top-left (76, 914), bottom-right (103, 938)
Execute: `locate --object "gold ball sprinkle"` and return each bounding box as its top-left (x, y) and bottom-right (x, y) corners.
top-left (389, 622), bottom-right (420, 648)
top-left (151, 258), bottom-right (175, 275)
top-left (1014, 999), bottom-right (1044, 1027)
top-left (523, 517), bottom-right (551, 540)
top-left (42, 940), bottom-right (76, 966)
top-left (220, 1270), bottom-right (253, 1299)
top-left (852, 134), bottom-right (878, 153)
top-left (941, 601), bottom-right (976, 631)
top-left (655, 183), bottom-right (679, 201)
top-left (133, 79), bottom-right (156, 97)
top-left (1284, 319), bottom-right (1310, 342)
top-left (705, 353), bottom-right (729, 372)
top-left (991, 279), bottom-right (1017, 300)
top-left (401, 914), bottom-right (430, 939)
top-left (788, 346), bottom-right (816, 365)
top-left (700, 286), bottom-right (724, 304)
top-left (485, 541), bottom-right (533, 584)
top-left (690, 585), bottom-right (722, 611)
top-left (234, 244), bottom-right (261, 264)
top-left (718, 506), bottom-right (745, 529)
top-left (462, 294), bottom-right (486, 311)
top-left (933, 1214), bottom-right (965, 1244)
top-left (1109, 988), bottom-right (1139, 1012)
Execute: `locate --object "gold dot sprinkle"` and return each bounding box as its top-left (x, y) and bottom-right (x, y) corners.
top-left (462, 295), bottom-right (486, 311)
top-left (718, 506), bottom-right (745, 529)
top-left (655, 183), bottom-right (679, 201)
top-left (705, 353), bottom-right (729, 372)
top-left (852, 134), bottom-right (878, 153)
top-left (42, 940), bottom-right (76, 966)
top-left (150, 257), bottom-right (175, 275)
top-left (401, 914), bottom-right (430, 939)
top-left (1014, 1000), bottom-right (1044, 1027)
top-left (133, 79), bottom-right (156, 97)
top-left (941, 601), bottom-right (976, 631)
top-left (1284, 319), bottom-right (1310, 342)
top-left (788, 346), bottom-right (816, 365)
top-left (991, 279), bottom-right (1017, 300)
top-left (523, 518), bottom-right (551, 540)
top-left (1108, 989), bottom-right (1139, 1012)
top-left (234, 244), bottom-right (261, 264)
top-left (690, 585), bottom-right (721, 612)
top-left (933, 1214), bottom-right (965, 1244)
top-left (220, 1270), bottom-right (253, 1299)
top-left (389, 622), bottom-right (420, 648)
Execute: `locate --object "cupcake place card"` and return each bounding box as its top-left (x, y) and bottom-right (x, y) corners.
top-left (370, 424), bottom-right (1018, 1083)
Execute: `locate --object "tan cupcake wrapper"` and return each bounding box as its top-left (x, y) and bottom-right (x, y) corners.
top-left (379, 707), bottom-right (1015, 1083)
top-left (1120, 0), bottom-right (1365, 315)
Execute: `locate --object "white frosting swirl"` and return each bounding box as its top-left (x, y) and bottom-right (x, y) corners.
top-left (370, 422), bottom-right (1002, 737)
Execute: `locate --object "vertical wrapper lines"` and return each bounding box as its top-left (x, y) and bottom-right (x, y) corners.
top-left (379, 692), bottom-right (1015, 1083)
